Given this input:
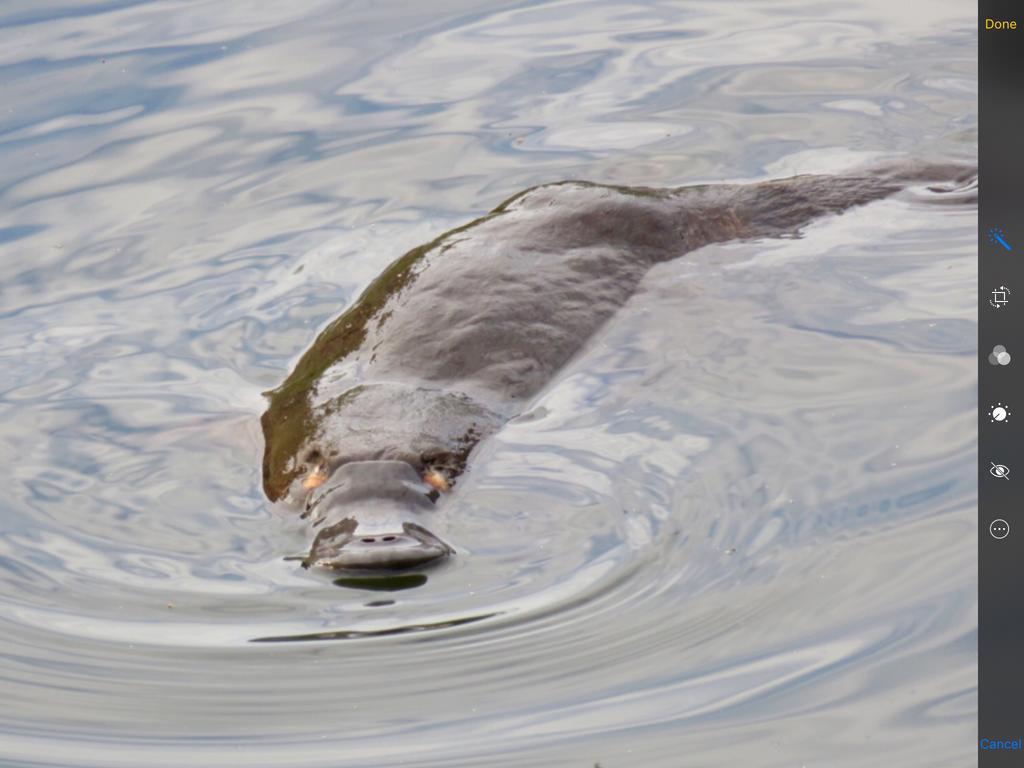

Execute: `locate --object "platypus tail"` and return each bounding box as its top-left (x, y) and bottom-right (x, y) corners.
top-left (723, 159), bottom-right (976, 238)
top-left (866, 159), bottom-right (977, 186)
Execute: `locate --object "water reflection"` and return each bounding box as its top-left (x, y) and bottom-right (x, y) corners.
top-left (333, 573), bottom-right (430, 591)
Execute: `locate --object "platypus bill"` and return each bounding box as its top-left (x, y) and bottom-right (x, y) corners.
top-left (261, 162), bottom-right (975, 571)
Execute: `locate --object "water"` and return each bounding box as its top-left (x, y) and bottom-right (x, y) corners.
top-left (0, 1), bottom-right (976, 766)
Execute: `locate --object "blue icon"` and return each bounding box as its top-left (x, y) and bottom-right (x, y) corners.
top-left (988, 227), bottom-right (1012, 251)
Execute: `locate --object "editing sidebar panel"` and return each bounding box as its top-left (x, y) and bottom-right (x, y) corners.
top-left (980, 2), bottom-right (1024, 763)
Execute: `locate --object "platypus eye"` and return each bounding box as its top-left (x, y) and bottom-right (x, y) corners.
top-left (302, 465), bottom-right (328, 491)
top-left (422, 467), bottom-right (450, 492)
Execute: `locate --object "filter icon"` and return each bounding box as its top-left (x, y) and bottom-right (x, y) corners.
top-left (988, 345), bottom-right (1012, 366)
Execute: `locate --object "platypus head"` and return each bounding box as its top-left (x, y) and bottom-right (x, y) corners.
top-left (301, 460), bottom-right (452, 570)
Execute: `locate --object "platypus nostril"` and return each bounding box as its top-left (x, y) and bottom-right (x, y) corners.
top-left (306, 520), bottom-right (453, 570)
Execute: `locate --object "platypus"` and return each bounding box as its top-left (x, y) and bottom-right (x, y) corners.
top-left (261, 162), bottom-right (974, 570)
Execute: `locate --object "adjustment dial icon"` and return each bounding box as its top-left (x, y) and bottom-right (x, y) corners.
top-left (989, 403), bottom-right (1012, 423)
